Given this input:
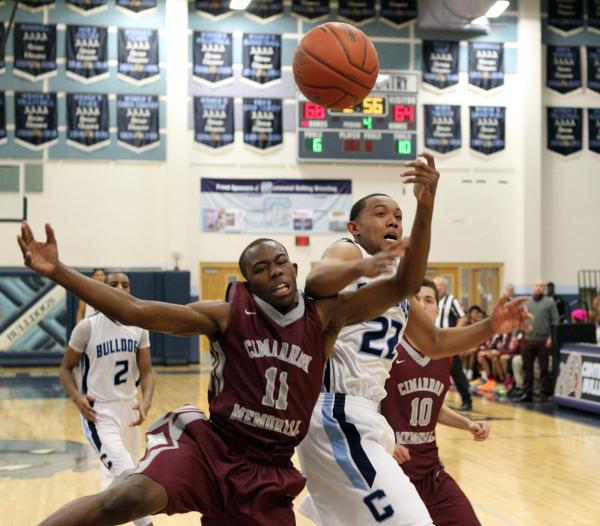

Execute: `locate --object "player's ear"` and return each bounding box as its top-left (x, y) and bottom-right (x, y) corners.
top-left (347, 220), bottom-right (360, 237)
top-left (293, 262), bottom-right (298, 276)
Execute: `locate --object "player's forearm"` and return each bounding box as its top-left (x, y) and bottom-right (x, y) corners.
top-left (139, 373), bottom-right (155, 412)
top-left (438, 405), bottom-right (471, 431)
top-left (305, 260), bottom-right (363, 297)
top-left (59, 366), bottom-right (81, 402)
top-left (428, 319), bottom-right (495, 358)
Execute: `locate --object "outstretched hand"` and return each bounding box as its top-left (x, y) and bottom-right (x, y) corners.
top-left (401, 152), bottom-right (439, 207)
top-left (491, 295), bottom-right (533, 334)
top-left (356, 238), bottom-right (410, 278)
top-left (468, 421), bottom-right (490, 442)
top-left (392, 443), bottom-right (411, 464)
top-left (17, 222), bottom-right (59, 277)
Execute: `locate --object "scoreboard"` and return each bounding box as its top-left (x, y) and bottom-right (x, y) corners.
top-left (297, 72), bottom-right (418, 163)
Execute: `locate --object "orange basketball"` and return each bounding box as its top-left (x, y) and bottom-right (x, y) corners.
top-left (293, 22), bottom-right (379, 110)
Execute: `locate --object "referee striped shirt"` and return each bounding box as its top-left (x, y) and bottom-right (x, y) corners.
top-left (436, 294), bottom-right (466, 328)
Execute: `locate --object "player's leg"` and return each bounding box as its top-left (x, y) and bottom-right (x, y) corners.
top-left (38, 473), bottom-right (167, 526)
top-left (423, 468), bottom-right (480, 526)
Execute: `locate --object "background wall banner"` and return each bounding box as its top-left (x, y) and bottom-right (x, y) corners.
top-left (424, 104), bottom-right (461, 154)
top-left (547, 106), bottom-right (583, 156)
top-left (66, 93), bottom-right (110, 151)
top-left (422, 40), bottom-right (459, 90)
top-left (193, 96), bottom-right (234, 149)
top-left (66, 25), bottom-right (109, 83)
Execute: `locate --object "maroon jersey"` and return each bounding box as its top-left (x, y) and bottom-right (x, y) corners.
top-left (209, 282), bottom-right (325, 458)
top-left (380, 338), bottom-right (452, 481)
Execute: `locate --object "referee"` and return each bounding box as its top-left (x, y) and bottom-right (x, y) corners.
top-left (434, 277), bottom-right (472, 411)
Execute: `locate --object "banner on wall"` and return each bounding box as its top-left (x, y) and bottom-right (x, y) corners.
top-left (246, 0), bottom-right (284, 21)
top-left (116, 0), bottom-right (157, 16)
top-left (547, 0), bottom-right (584, 34)
top-left (242, 33), bottom-right (281, 86)
top-left (243, 98), bottom-right (283, 150)
top-left (200, 178), bottom-right (352, 234)
top-left (469, 106), bottom-right (505, 155)
top-left (117, 94), bottom-right (160, 152)
top-left (546, 45), bottom-right (582, 94)
top-left (291, 0), bottom-right (330, 20)
top-left (424, 104), bottom-right (461, 154)
top-left (0, 92), bottom-right (6, 145)
top-left (66, 25), bottom-right (109, 83)
top-left (194, 96), bottom-right (234, 149)
top-left (586, 47), bottom-right (600, 93)
top-left (547, 107), bottom-right (582, 156)
top-left (15, 92), bottom-right (58, 150)
top-left (422, 41), bottom-right (459, 91)
top-left (66, 93), bottom-right (110, 151)
top-left (118, 28), bottom-right (160, 85)
top-left (468, 42), bottom-right (504, 91)
top-left (588, 108), bottom-right (600, 154)
top-left (195, 0), bottom-right (231, 18)
top-left (588, 0), bottom-right (600, 32)
top-left (0, 24), bottom-right (4, 74)
top-left (555, 348), bottom-right (600, 410)
top-left (380, 0), bottom-right (418, 27)
top-left (18, 0), bottom-right (55, 12)
top-left (66, 0), bottom-right (108, 15)
top-left (193, 31), bottom-right (233, 86)
top-left (338, 0), bottom-right (376, 24)
top-left (14, 23), bottom-right (57, 82)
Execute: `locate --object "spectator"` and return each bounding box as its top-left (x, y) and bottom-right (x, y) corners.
top-left (514, 280), bottom-right (559, 403)
top-left (546, 282), bottom-right (567, 323)
top-left (594, 295), bottom-right (600, 342)
top-left (570, 309), bottom-right (589, 324)
top-left (504, 283), bottom-right (515, 302)
top-left (498, 330), bottom-right (523, 395)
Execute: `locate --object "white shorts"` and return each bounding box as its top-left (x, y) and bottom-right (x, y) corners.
top-left (296, 393), bottom-right (434, 526)
top-left (82, 398), bottom-right (151, 526)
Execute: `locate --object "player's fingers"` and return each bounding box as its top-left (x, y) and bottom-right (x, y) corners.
top-left (512, 296), bottom-right (531, 306)
top-left (45, 223), bottom-right (56, 244)
top-left (418, 151), bottom-right (436, 168)
top-left (17, 235), bottom-right (28, 254)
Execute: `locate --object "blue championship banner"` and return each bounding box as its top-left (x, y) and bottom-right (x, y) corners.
top-left (424, 104), bottom-right (461, 154)
top-left (555, 345), bottom-right (600, 414)
top-left (195, 0), bottom-right (231, 18)
top-left (243, 98), bottom-right (283, 150)
top-left (0, 92), bottom-right (6, 145)
top-left (380, 0), bottom-right (417, 27)
top-left (15, 92), bottom-right (58, 150)
top-left (291, 0), bottom-right (330, 19)
top-left (116, 0), bottom-right (157, 15)
top-left (192, 31), bottom-right (233, 86)
top-left (66, 25), bottom-right (109, 83)
top-left (546, 45), bottom-right (581, 94)
top-left (338, 1), bottom-right (376, 24)
top-left (18, 0), bottom-right (55, 12)
top-left (242, 33), bottom-right (281, 86)
top-left (246, 0), bottom-right (284, 20)
top-left (470, 106), bottom-right (505, 155)
top-left (0, 24), bottom-right (4, 74)
top-left (468, 42), bottom-right (504, 91)
top-left (194, 96), bottom-right (234, 149)
top-left (588, 0), bottom-right (600, 32)
top-left (66, 0), bottom-right (108, 15)
top-left (586, 47), bottom-right (600, 93)
top-left (547, 107), bottom-right (582, 156)
top-left (117, 94), bottom-right (160, 152)
top-left (422, 41), bottom-right (459, 91)
top-left (201, 178), bottom-right (352, 234)
top-left (67, 93), bottom-right (110, 151)
top-left (547, 0), bottom-right (584, 34)
top-left (118, 27), bottom-right (160, 85)
top-left (588, 108), bottom-right (600, 154)
top-left (13, 23), bottom-right (57, 82)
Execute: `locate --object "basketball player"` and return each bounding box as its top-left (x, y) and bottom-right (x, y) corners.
top-left (18, 223), bottom-right (427, 526)
top-left (381, 279), bottom-right (491, 526)
top-left (296, 155), bottom-right (532, 526)
top-left (75, 267), bottom-right (106, 323)
top-left (59, 271), bottom-right (154, 526)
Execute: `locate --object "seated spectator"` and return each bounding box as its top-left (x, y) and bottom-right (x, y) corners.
top-left (498, 330), bottom-right (523, 394)
top-left (463, 306), bottom-right (486, 380)
top-left (594, 294), bottom-right (600, 342)
top-left (571, 308), bottom-right (589, 324)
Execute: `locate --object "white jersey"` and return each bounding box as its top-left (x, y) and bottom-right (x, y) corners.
top-left (323, 240), bottom-right (410, 403)
top-left (84, 303), bottom-right (97, 318)
top-left (68, 313), bottom-right (150, 403)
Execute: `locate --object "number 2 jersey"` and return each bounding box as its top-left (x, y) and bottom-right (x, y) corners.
top-left (323, 239), bottom-right (410, 403)
top-left (209, 281), bottom-right (326, 455)
top-left (380, 338), bottom-right (452, 480)
top-left (68, 312), bottom-right (150, 402)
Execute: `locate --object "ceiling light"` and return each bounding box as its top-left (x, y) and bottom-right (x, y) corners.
top-left (485, 1), bottom-right (509, 18)
top-left (230, 0), bottom-right (251, 9)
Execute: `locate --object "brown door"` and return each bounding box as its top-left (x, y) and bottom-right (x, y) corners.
top-left (426, 265), bottom-right (461, 297)
top-left (199, 263), bottom-right (244, 354)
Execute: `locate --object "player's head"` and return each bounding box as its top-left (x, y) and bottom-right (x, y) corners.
top-left (106, 272), bottom-right (131, 295)
top-left (433, 276), bottom-right (448, 297)
top-left (238, 239), bottom-right (298, 313)
top-left (347, 193), bottom-right (403, 255)
top-left (468, 305), bottom-right (485, 322)
top-left (415, 279), bottom-right (439, 322)
top-left (91, 268), bottom-right (106, 283)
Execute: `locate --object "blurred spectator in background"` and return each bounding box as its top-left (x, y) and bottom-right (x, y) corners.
top-left (504, 284), bottom-right (515, 302)
top-left (76, 268), bottom-right (106, 323)
top-left (546, 281), bottom-right (567, 323)
top-left (592, 295), bottom-right (600, 342)
top-left (570, 309), bottom-right (589, 324)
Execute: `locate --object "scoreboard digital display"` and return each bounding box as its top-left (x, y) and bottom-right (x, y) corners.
top-left (297, 72), bottom-right (418, 163)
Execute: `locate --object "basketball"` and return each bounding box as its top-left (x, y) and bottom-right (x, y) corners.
top-left (293, 22), bottom-right (379, 110)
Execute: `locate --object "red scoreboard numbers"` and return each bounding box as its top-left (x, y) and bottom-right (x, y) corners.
top-left (303, 102), bottom-right (326, 120)
top-left (393, 104), bottom-right (415, 123)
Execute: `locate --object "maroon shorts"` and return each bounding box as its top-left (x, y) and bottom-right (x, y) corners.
top-left (135, 405), bottom-right (305, 526)
top-left (412, 464), bottom-right (481, 526)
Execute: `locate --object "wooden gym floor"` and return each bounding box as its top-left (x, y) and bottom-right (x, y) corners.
top-left (0, 365), bottom-right (598, 526)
